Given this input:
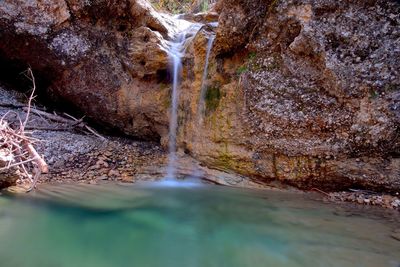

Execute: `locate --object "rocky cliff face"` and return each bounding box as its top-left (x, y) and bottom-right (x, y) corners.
top-left (0, 0), bottom-right (399, 192)
top-left (179, 0), bottom-right (400, 191)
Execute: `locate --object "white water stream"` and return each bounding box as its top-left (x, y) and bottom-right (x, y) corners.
top-left (197, 34), bottom-right (215, 123)
top-left (166, 21), bottom-right (202, 179)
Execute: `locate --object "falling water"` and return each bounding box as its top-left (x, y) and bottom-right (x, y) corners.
top-left (166, 22), bottom-right (202, 179)
top-left (197, 34), bottom-right (216, 123)
top-left (166, 34), bottom-right (184, 179)
top-left (189, 33), bottom-right (216, 179)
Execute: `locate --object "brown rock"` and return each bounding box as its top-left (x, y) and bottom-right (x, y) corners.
top-left (0, 0), bottom-right (173, 141)
top-left (0, 169), bottom-right (19, 189)
top-left (177, 0), bottom-right (400, 192)
top-left (178, 12), bottom-right (219, 24)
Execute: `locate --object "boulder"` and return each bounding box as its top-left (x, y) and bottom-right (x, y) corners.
top-left (0, 0), bottom-right (175, 140)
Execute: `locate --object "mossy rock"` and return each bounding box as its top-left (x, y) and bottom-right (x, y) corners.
top-left (236, 65), bottom-right (248, 75)
top-left (205, 86), bottom-right (221, 113)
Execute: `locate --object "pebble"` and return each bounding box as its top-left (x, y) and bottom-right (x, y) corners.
top-left (392, 199), bottom-right (400, 208)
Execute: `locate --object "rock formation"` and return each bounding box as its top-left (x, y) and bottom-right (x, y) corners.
top-left (0, 0), bottom-right (176, 141)
top-left (0, 0), bottom-right (399, 192)
top-left (180, 0), bottom-right (400, 191)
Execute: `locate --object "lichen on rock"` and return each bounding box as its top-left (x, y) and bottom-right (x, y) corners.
top-left (50, 31), bottom-right (91, 58)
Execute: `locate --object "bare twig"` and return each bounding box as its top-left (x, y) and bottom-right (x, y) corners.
top-left (0, 158), bottom-right (36, 170)
top-left (25, 126), bottom-right (74, 131)
top-left (22, 68), bottom-right (36, 130)
top-left (63, 112), bottom-right (106, 140)
top-left (27, 169), bottom-right (41, 192)
top-left (23, 107), bottom-right (75, 124)
top-left (0, 103), bottom-right (26, 109)
top-left (0, 68), bottom-right (48, 192)
top-left (23, 108), bottom-right (106, 140)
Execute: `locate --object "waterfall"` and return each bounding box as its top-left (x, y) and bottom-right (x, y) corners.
top-left (166, 34), bottom-right (184, 179)
top-left (191, 33), bottom-right (215, 178)
top-left (164, 18), bottom-right (216, 180)
top-left (197, 34), bottom-right (215, 124)
top-left (166, 22), bottom-right (202, 179)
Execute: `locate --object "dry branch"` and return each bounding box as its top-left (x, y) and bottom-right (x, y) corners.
top-left (22, 107), bottom-right (106, 140)
top-left (0, 68), bottom-right (48, 191)
top-left (23, 107), bottom-right (75, 124)
top-left (24, 141), bottom-right (48, 173)
top-left (63, 113), bottom-right (106, 140)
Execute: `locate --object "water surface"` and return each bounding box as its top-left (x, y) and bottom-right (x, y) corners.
top-left (0, 183), bottom-right (399, 267)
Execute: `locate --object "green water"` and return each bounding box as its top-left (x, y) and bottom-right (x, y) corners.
top-left (0, 183), bottom-right (399, 267)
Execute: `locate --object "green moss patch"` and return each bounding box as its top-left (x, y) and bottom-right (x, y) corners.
top-left (205, 86), bottom-right (221, 113)
top-left (236, 65), bottom-right (248, 75)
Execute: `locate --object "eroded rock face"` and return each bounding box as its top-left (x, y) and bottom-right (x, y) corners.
top-left (179, 0), bottom-right (400, 191)
top-left (0, 0), bottom-right (175, 140)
